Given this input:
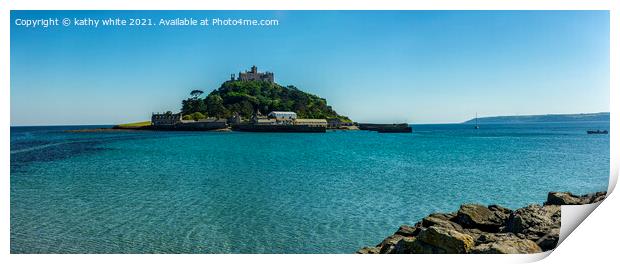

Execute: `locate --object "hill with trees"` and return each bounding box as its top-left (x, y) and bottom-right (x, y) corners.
top-left (181, 80), bottom-right (350, 121)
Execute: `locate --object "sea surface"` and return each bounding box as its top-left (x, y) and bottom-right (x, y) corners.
top-left (10, 122), bottom-right (610, 253)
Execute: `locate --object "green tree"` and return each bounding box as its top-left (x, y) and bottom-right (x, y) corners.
top-left (181, 98), bottom-right (207, 115)
top-left (180, 80), bottom-right (350, 120)
top-left (191, 112), bottom-right (206, 121)
top-left (205, 94), bottom-right (229, 118)
top-left (190, 89), bottom-right (204, 99)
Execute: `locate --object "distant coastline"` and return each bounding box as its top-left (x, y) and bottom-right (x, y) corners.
top-left (463, 112), bottom-right (609, 124)
top-left (11, 112), bottom-right (610, 128)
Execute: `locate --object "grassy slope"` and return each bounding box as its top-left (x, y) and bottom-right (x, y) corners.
top-left (114, 121), bottom-right (152, 128)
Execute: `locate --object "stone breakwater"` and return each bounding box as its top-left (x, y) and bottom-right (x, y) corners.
top-left (358, 191), bottom-right (606, 254)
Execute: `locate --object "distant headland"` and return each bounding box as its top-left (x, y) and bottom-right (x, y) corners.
top-left (463, 112), bottom-right (609, 124)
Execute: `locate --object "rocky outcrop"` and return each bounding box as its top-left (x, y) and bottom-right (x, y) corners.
top-left (544, 192), bottom-right (606, 206)
top-left (471, 233), bottom-right (541, 254)
top-left (456, 204), bottom-right (510, 232)
top-left (505, 204), bottom-right (561, 251)
top-left (357, 191), bottom-right (605, 254)
top-left (415, 226), bottom-right (475, 253)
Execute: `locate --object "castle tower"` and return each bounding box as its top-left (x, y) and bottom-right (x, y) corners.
top-left (236, 66), bottom-right (274, 83)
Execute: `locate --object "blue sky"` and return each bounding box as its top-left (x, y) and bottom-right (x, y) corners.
top-left (10, 11), bottom-right (609, 125)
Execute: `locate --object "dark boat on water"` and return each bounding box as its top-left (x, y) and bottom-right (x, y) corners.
top-left (376, 126), bottom-right (413, 133)
top-left (587, 130), bottom-right (608, 134)
top-left (358, 123), bottom-right (412, 133)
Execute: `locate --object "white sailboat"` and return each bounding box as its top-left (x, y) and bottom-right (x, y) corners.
top-left (474, 112), bottom-right (480, 129)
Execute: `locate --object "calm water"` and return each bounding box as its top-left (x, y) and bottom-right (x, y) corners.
top-left (10, 122), bottom-right (610, 253)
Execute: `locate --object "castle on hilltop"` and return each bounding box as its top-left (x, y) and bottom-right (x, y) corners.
top-left (231, 65), bottom-right (274, 83)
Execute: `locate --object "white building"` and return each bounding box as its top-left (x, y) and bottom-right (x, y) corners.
top-left (268, 111), bottom-right (297, 121)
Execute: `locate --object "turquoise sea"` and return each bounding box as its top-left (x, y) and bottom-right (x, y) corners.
top-left (10, 122), bottom-right (610, 253)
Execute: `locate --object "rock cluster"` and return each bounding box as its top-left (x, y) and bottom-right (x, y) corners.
top-left (544, 191), bottom-right (606, 205)
top-left (357, 191), bottom-right (606, 254)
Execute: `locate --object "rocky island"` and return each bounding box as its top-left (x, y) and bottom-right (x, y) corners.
top-left (358, 191), bottom-right (606, 254)
top-left (93, 66), bottom-right (412, 133)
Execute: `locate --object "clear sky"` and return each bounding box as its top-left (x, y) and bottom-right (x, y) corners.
top-left (10, 10), bottom-right (609, 125)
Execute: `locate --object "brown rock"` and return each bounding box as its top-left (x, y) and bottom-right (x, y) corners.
top-left (377, 234), bottom-right (404, 254)
top-left (545, 192), bottom-right (584, 205)
top-left (416, 226), bottom-right (475, 253)
top-left (506, 204), bottom-right (561, 251)
top-left (591, 192), bottom-right (606, 203)
top-left (456, 204), bottom-right (506, 232)
top-left (357, 192), bottom-right (604, 254)
top-left (395, 225), bottom-right (419, 237)
top-left (535, 228), bottom-right (560, 251)
top-left (471, 234), bottom-right (542, 254)
top-left (488, 204), bottom-right (513, 219)
top-left (462, 228), bottom-right (486, 242)
top-left (545, 191), bottom-right (607, 205)
top-left (411, 239), bottom-right (446, 254)
top-left (394, 237), bottom-right (417, 253)
top-left (357, 246), bottom-right (380, 254)
top-left (422, 213), bottom-right (464, 231)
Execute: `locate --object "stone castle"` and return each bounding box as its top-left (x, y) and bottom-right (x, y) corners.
top-left (232, 65), bottom-right (274, 83)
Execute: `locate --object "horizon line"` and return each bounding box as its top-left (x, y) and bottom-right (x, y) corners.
top-left (9, 111), bottom-right (611, 127)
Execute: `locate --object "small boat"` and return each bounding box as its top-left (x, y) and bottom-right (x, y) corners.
top-left (474, 112), bottom-right (479, 129)
top-left (587, 130), bottom-right (608, 134)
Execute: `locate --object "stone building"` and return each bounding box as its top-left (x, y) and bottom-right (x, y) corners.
top-left (177, 118), bottom-right (228, 130)
top-left (327, 118), bottom-right (341, 128)
top-left (249, 110), bottom-right (326, 127)
top-left (295, 119), bottom-right (328, 128)
top-left (327, 118), bottom-right (354, 129)
top-left (237, 65), bottom-right (274, 83)
top-left (151, 112), bottom-right (182, 126)
top-left (250, 110), bottom-right (276, 125)
top-left (229, 112), bottom-right (243, 125)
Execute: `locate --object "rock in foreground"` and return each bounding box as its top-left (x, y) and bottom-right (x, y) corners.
top-left (357, 191), bottom-right (606, 254)
top-left (544, 192), bottom-right (606, 206)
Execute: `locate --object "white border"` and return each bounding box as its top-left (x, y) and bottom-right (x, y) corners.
top-left (2, 1), bottom-right (618, 264)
